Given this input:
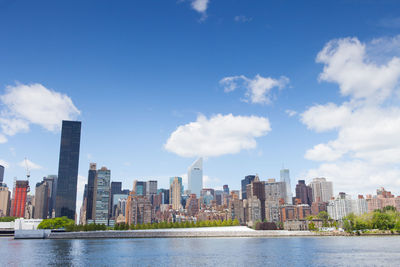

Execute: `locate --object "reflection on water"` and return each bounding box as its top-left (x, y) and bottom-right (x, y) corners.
top-left (1, 236), bottom-right (400, 266)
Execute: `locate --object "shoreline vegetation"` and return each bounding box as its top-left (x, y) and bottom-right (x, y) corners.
top-left (340, 206), bottom-right (400, 235)
top-left (38, 217), bottom-right (241, 232)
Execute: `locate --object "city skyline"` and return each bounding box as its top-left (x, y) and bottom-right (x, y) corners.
top-left (1, 1), bottom-right (400, 213)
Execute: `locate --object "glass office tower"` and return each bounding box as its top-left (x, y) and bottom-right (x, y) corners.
top-left (188, 158), bottom-right (203, 197)
top-left (55, 120), bottom-right (81, 220)
top-left (280, 168), bottom-right (293, 204)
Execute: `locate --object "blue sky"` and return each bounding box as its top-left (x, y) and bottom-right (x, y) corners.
top-left (1, 0), bottom-right (400, 209)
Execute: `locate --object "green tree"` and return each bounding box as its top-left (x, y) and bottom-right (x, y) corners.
top-left (0, 217), bottom-right (17, 222)
top-left (383, 205), bottom-right (397, 213)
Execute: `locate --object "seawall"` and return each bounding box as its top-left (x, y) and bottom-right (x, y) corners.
top-left (48, 226), bottom-right (318, 239)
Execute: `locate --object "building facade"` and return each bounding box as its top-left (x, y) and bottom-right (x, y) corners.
top-left (309, 177), bottom-right (333, 203)
top-left (11, 180), bottom-right (29, 218)
top-left (94, 167), bottom-right (111, 225)
top-left (43, 175), bottom-right (57, 218)
top-left (170, 177), bottom-right (182, 210)
top-left (34, 181), bottom-right (49, 219)
top-left (55, 120), bottom-right (81, 220)
top-left (295, 180), bottom-right (313, 206)
top-left (126, 195), bottom-right (152, 225)
top-left (133, 180), bottom-right (147, 196)
top-left (188, 158), bottom-right (203, 197)
top-left (0, 165), bottom-right (4, 184)
top-left (265, 178), bottom-right (287, 202)
top-left (0, 185), bottom-right (11, 216)
top-left (241, 175), bottom-right (255, 200)
top-left (86, 163), bottom-right (97, 221)
top-left (280, 168), bottom-right (293, 204)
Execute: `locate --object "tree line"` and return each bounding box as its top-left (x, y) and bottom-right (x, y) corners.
top-left (38, 217), bottom-right (240, 232)
top-left (342, 206), bottom-right (400, 233)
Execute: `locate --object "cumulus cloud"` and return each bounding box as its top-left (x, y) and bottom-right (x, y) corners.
top-left (191, 0), bottom-right (209, 13)
top-left (164, 113), bottom-right (271, 157)
top-left (18, 159), bottom-right (42, 170)
top-left (0, 83), bottom-right (80, 142)
top-left (302, 35), bottom-right (400, 195)
top-left (301, 103), bottom-right (352, 133)
top-left (317, 37), bottom-right (400, 103)
top-left (220, 74), bottom-right (289, 104)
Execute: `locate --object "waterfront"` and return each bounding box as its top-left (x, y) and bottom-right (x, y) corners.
top-left (1, 236), bottom-right (400, 266)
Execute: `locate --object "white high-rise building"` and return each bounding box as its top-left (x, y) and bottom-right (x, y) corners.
top-left (280, 169), bottom-right (292, 204)
top-left (309, 177), bottom-right (334, 202)
top-left (188, 158), bottom-right (203, 197)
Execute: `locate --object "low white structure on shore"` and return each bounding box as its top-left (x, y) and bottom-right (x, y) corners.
top-left (0, 218), bottom-right (43, 231)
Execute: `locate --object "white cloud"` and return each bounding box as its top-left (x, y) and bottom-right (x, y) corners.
top-left (0, 83), bottom-right (80, 142)
top-left (18, 159), bottom-right (42, 170)
top-left (0, 134), bottom-right (7, 144)
top-left (164, 113), bottom-right (271, 157)
top-left (234, 15), bottom-right (252, 23)
top-left (0, 159), bottom-right (9, 168)
top-left (305, 161), bottom-right (400, 196)
top-left (301, 103), bottom-right (351, 133)
top-left (302, 36), bottom-right (400, 195)
top-left (0, 118), bottom-right (29, 136)
top-left (220, 74), bottom-right (289, 104)
top-left (305, 143), bottom-right (344, 162)
top-left (317, 37), bottom-right (400, 103)
top-left (191, 0), bottom-right (209, 13)
top-left (285, 109), bottom-right (297, 117)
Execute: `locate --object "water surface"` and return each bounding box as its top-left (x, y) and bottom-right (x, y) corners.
top-left (1, 236), bottom-right (399, 266)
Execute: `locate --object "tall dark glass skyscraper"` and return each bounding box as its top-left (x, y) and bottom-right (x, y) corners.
top-left (55, 120), bottom-right (81, 220)
top-left (86, 163), bottom-right (97, 221)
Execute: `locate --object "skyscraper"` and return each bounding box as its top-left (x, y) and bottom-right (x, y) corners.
top-left (94, 167), bottom-right (111, 225)
top-left (309, 177), bottom-right (334, 203)
top-left (110, 181), bottom-right (122, 218)
top-left (223, 184), bottom-right (229, 195)
top-left (34, 180), bottom-right (49, 219)
top-left (0, 185), bottom-right (11, 216)
top-left (169, 177), bottom-right (183, 194)
top-left (241, 175), bottom-right (255, 199)
top-left (86, 163), bottom-right (97, 221)
top-left (126, 195), bottom-right (152, 226)
top-left (146, 180), bottom-right (158, 195)
top-left (170, 177), bottom-right (182, 210)
top-left (10, 180), bottom-right (29, 217)
top-left (55, 120), bottom-right (81, 220)
top-left (188, 158), bottom-right (203, 197)
top-left (43, 175), bottom-right (57, 218)
top-left (133, 180), bottom-right (147, 196)
top-left (0, 165), bottom-right (4, 184)
top-left (295, 180), bottom-right (313, 206)
top-left (111, 182), bottom-right (122, 195)
top-left (280, 169), bottom-right (293, 204)
top-left (246, 175), bottom-right (266, 222)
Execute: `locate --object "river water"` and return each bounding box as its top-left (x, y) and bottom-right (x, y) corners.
top-left (1, 236), bottom-right (400, 266)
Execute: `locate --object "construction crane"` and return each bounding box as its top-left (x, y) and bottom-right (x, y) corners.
top-left (24, 157), bottom-right (30, 192)
top-left (24, 157), bottom-right (31, 181)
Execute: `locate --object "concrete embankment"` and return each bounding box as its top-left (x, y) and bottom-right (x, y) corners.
top-left (48, 226), bottom-right (318, 239)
